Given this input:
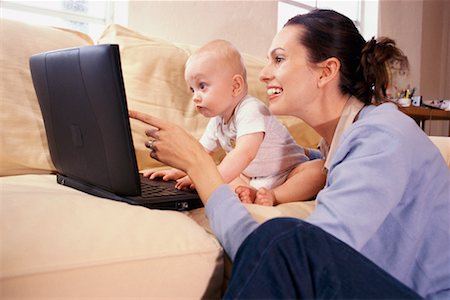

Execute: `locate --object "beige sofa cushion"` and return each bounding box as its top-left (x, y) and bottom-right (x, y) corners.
top-left (0, 174), bottom-right (223, 298)
top-left (98, 24), bottom-right (320, 170)
top-left (0, 20), bottom-right (319, 175)
top-left (0, 19), bottom-right (93, 176)
top-left (429, 136), bottom-right (450, 168)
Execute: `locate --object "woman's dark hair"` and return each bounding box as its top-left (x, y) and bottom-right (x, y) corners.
top-left (285, 9), bottom-right (409, 104)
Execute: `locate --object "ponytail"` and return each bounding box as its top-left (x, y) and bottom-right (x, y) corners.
top-left (359, 37), bottom-right (409, 104)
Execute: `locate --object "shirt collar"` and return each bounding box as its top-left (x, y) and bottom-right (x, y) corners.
top-left (320, 96), bottom-right (365, 173)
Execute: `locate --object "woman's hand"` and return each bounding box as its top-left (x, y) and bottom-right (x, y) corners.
top-left (129, 110), bottom-right (205, 171)
top-left (129, 110), bottom-right (225, 202)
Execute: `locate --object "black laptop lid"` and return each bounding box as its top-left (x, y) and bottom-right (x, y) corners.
top-left (30, 44), bottom-right (141, 196)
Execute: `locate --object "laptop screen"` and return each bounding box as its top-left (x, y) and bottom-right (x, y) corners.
top-left (30, 44), bottom-right (141, 196)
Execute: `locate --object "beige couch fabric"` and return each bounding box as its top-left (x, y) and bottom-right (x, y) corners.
top-left (429, 136), bottom-right (450, 167)
top-left (0, 19), bottom-right (93, 176)
top-left (0, 175), bottom-right (223, 298)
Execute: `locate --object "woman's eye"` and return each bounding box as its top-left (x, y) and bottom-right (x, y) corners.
top-left (275, 56), bottom-right (284, 63)
top-left (189, 87), bottom-right (194, 93)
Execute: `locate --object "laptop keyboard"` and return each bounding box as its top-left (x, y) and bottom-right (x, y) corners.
top-left (140, 179), bottom-right (189, 198)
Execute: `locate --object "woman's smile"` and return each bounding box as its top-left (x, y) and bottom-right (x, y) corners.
top-left (266, 86), bottom-right (283, 102)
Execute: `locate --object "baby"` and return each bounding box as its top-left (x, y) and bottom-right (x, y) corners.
top-left (144, 39), bottom-right (325, 205)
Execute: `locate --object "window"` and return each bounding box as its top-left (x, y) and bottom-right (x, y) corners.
top-left (1, 0), bottom-right (128, 40)
top-left (277, 0), bottom-right (378, 41)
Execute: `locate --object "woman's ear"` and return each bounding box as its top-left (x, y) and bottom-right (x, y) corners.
top-left (232, 74), bottom-right (245, 96)
top-left (317, 57), bottom-right (340, 88)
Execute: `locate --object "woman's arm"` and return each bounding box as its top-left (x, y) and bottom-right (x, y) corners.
top-left (129, 110), bottom-right (222, 201)
top-left (129, 111), bottom-right (259, 260)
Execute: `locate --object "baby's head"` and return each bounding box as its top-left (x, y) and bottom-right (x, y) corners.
top-left (184, 40), bottom-right (248, 118)
top-left (186, 39), bottom-right (247, 85)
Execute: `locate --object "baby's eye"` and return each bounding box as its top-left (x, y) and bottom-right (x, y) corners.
top-left (199, 82), bottom-right (206, 90)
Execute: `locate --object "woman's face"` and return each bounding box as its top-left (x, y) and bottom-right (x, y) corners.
top-left (259, 25), bottom-right (322, 117)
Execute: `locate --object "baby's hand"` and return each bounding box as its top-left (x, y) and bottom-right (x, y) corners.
top-left (175, 175), bottom-right (195, 190)
top-left (141, 168), bottom-right (186, 181)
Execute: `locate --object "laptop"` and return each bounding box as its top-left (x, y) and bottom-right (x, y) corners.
top-left (29, 44), bottom-right (203, 211)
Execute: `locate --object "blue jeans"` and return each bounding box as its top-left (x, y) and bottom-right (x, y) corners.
top-left (224, 218), bottom-right (422, 299)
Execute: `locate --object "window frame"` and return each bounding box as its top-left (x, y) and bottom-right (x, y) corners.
top-left (278, 0), bottom-right (378, 40)
top-left (1, 1), bottom-right (127, 40)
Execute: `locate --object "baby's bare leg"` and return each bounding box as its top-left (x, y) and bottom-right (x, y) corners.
top-left (254, 188), bottom-right (276, 206)
top-left (256, 160), bottom-right (326, 205)
top-left (232, 175), bottom-right (256, 203)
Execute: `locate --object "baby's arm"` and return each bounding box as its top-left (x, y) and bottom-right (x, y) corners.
top-left (218, 132), bottom-right (264, 183)
top-left (175, 175), bottom-right (194, 190)
top-left (141, 168), bottom-right (187, 181)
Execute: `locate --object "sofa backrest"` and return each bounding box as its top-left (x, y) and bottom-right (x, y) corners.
top-left (0, 20), bottom-right (320, 176)
top-left (0, 19), bottom-right (93, 176)
top-left (1, 19), bottom-right (447, 177)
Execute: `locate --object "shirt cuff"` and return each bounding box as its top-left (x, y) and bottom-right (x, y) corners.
top-left (205, 184), bottom-right (259, 260)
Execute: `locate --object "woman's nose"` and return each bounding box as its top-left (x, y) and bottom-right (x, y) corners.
top-left (259, 63), bottom-right (272, 83)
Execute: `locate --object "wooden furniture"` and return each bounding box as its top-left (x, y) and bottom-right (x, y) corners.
top-left (399, 106), bottom-right (450, 135)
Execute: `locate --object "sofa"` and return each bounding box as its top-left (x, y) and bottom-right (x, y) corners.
top-left (1, 19), bottom-right (449, 299)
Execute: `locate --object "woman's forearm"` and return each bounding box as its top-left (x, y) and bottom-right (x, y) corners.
top-left (186, 152), bottom-right (225, 204)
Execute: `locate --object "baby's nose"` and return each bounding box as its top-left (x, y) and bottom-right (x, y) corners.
top-left (192, 93), bottom-right (201, 103)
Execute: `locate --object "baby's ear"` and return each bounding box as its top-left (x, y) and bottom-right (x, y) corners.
top-left (232, 74), bottom-right (245, 96)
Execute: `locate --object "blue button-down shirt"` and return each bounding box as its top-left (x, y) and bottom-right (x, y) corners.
top-left (205, 102), bottom-right (450, 299)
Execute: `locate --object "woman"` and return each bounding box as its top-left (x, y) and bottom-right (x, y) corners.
top-left (130, 9), bottom-right (449, 299)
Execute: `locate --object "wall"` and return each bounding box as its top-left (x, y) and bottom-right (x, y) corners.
top-left (127, 0), bottom-right (449, 135)
top-left (127, 0), bottom-right (277, 59)
top-left (379, 0), bottom-right (423, 95)
top-left (129, 0), bottom-right (449, 98)
top-left (421, 0), bottom-right (450, 99)
top-left (379, 0), bottom-right (449, 136)
top-left (379, 0), bottom-right (449, 99)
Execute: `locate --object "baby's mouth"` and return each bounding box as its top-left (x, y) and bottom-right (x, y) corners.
top-left (196, 105), bottom-right (206, 112)
top-left (267, 87), bottom-right (283, 96)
